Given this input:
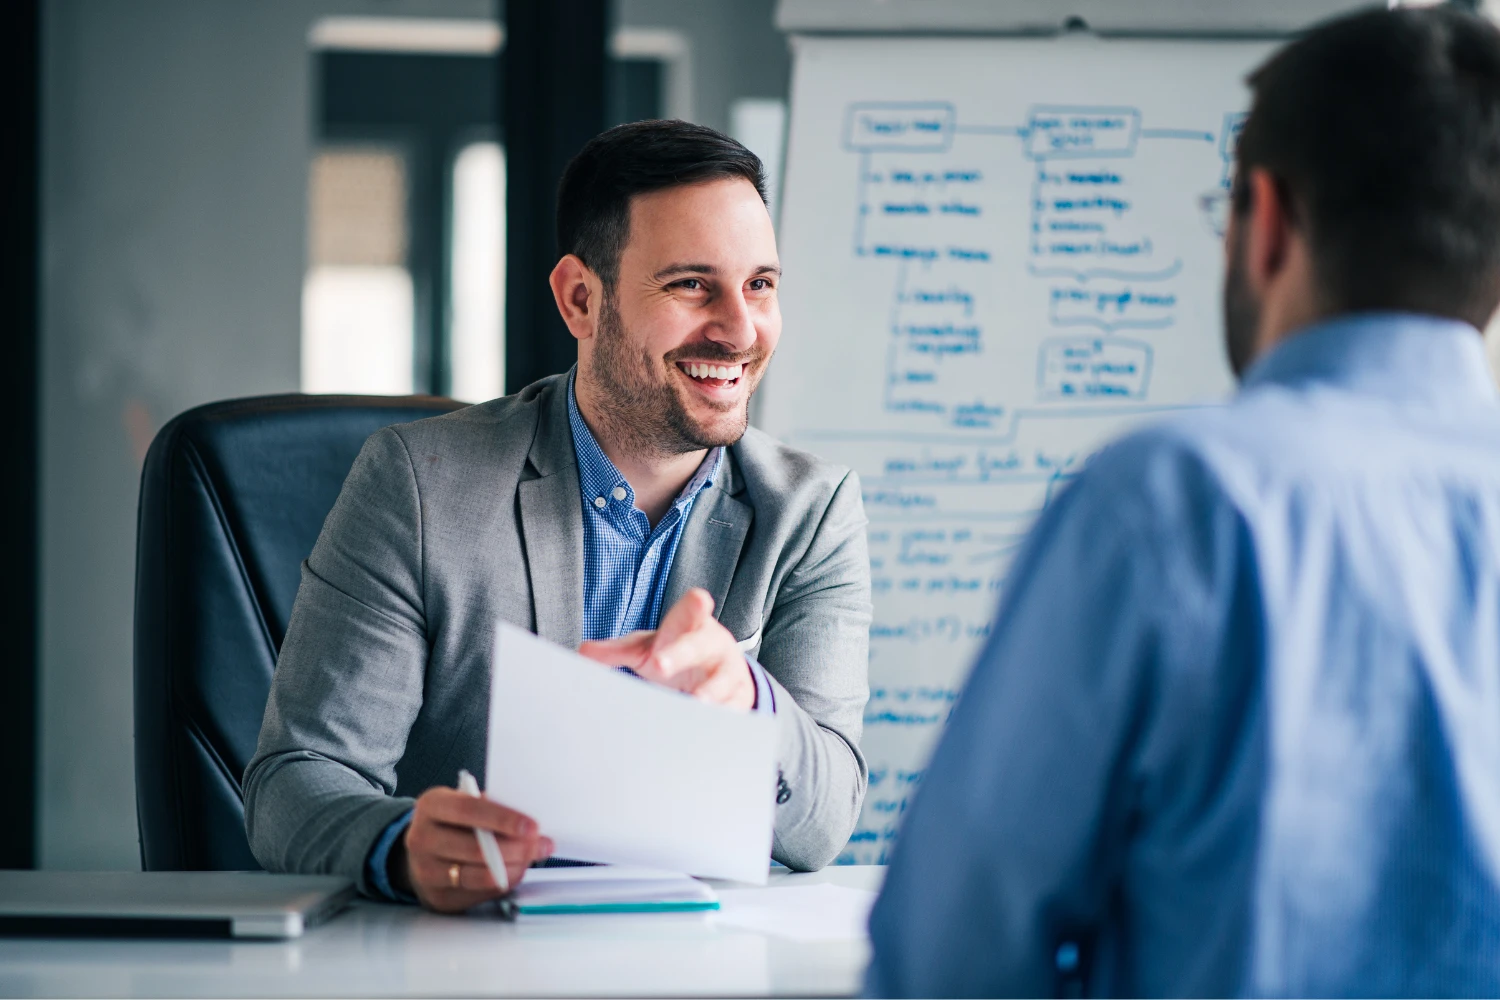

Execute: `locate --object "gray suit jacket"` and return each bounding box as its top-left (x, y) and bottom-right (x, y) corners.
top-left (244, 373), bottom-right (871, 894)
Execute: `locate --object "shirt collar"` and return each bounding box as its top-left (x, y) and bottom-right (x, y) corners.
top-left (1239, 311), bottom-right (1497, 408)
top-left (567, 372), bottom-right (723, 511)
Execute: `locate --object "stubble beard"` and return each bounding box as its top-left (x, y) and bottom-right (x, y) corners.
top-left (587, 294), bottom-right (759, 460)
top-left (1223, 225), bottom-right (1262, 379)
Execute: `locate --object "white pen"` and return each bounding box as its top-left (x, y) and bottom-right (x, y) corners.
top-left (457, 769), bottom-right (510, 893)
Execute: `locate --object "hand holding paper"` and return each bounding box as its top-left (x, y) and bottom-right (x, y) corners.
top-left (486, 623), bottom-right (778, 884)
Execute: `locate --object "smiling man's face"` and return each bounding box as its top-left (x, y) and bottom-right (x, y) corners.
top-left (580, 176), bottom-right (781, 455)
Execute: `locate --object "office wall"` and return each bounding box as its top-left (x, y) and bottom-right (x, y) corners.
top-left (615, 0), bottom-right (791, 135)
top-left (39, 0), bottom-right (490, 870)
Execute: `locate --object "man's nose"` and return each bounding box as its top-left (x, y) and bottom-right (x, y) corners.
top-left (705, 288), bottom-right (759, 354)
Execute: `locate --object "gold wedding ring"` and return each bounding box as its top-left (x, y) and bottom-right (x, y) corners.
top-left (448, 863), bottom-right (461, 888)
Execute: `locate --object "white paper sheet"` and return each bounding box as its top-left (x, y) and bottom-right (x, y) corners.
top-left (710, 884), bottom-right (877, 942)
top-left (485, 624), bottom-right (778, 884)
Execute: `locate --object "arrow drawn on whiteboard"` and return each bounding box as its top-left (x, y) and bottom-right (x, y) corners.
top-left (952, 124), bottom-right (1026, 136)
top-left (1026, 259), bottom-right (1183, 282)
top-left (1139, 127), bottom-right (1216, 141)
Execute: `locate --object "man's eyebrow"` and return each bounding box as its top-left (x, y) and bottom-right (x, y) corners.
top-left (652, 262), bottom-right (718, 281)
top-left (649, 262), bottom-right (783, 281)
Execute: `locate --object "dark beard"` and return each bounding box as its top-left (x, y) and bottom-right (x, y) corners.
top-left (588, 295), bottom-right (754, 458)
top-left (1223, 224), bottom-right (1262, 379)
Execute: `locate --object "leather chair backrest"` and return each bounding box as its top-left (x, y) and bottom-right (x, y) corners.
top-left (134, 393), bottom-right (463, 871)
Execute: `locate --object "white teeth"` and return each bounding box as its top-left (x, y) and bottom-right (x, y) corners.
top-left (680, 362), bottom-right (743, 381)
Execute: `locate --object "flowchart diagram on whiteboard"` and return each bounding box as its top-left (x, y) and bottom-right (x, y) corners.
top-left (759, 35), bottom-right (1276, 863)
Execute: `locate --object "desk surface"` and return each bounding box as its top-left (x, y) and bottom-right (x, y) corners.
top-left (0, 866), bottom-right (883, 999)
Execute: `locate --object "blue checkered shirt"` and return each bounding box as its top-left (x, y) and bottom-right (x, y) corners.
top-left (366, 374), bottom-right (774, 900)
top-left (566, 376), bottom-right (774, 709)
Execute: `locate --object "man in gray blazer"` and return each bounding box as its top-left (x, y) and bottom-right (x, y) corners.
top-left (244, 120), bottom-right (871, 911)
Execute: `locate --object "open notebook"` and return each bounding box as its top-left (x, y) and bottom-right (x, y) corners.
top-left (510, 866), bottom-right (719, 915)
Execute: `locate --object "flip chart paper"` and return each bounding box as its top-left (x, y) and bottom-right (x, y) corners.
top-left (485, 623), bottom-right (777, 885)
top-left (762, 35), bottom-right (1274, 861)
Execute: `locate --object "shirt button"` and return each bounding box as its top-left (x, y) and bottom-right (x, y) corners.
top-left (593, 496), bottom-right (607, 508)
top-left (611, 486), bottom-right (627, 501)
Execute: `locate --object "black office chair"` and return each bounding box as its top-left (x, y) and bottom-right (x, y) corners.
top-left (133, 393), bottom-right (464, 871)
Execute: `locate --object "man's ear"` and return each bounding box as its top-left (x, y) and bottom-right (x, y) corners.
top-left (1243, 167), bottom-right (1294, 297)
top-left (549, 254), bottom-right (602, 342)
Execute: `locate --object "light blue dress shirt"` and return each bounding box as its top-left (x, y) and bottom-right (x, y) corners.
top-left (569, 377), bottom-right (723, 641)
top-left (867, 313), bottom-right (1500, 997)
top-left (366, 375), bottom-right (773, 900)
top-left (564, 377), bottom-right (776, 707)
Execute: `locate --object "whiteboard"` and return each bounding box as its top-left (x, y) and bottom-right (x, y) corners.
top-left (776, 0), bottom-right (1360, 34)
top-left (759, 35), bottom-right (1276, 863)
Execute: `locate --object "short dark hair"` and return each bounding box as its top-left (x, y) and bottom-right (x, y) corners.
top-left (1235, 6), bottom-right (1500, 327)
top-left (556, 119), bottom-right (768, 288)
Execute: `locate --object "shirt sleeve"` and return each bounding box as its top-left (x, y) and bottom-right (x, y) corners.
top-left (864, 457), bottom-right (1167, 998)
top-left (745, 654), bottom-right (777, 715)
top-left (864, 433), bottom-right (1260, 998)
top-left (366, 809), bottom-right (417, 904)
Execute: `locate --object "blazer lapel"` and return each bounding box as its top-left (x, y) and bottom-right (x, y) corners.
top-left (665, 451), bottom-right (753, 630)
top-left (517, 376), bottom-right (584, 649)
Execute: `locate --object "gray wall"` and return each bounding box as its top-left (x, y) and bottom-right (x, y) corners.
top-left (39, 0), bottom-right (490, 870)
top-left (617, 0), bottom-right (791, 135)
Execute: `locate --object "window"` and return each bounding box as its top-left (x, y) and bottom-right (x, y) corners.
top-left (302, 146), bottom-right (415, 395)
top-left (302, 16), bottom-right (672, 401)
top-left (449, 141), bottom-right (506, 402)
top-left (303, 18), bottom-right (500, 399)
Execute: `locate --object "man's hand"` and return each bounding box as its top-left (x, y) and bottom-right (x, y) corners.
top-left (577, 588), bottom-right (756, 710)
top-left (391, 787), bottom-right (554, 912)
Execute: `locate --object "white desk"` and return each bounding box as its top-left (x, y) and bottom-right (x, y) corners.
top-left (0, 866), bottom-right (883, 998)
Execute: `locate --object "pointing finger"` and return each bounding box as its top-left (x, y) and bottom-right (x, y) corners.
top-left (648, 589), bottom-right (715, 670)
top-left (643, 624), bottom-right (725, 682)
top-left (577, 631), bottom-right (654, 669)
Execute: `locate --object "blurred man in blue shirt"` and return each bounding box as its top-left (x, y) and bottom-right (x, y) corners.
top-left (868, 8), bottom-right (1500, 997)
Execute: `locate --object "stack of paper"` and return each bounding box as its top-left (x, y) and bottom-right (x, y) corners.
top-left (511, 866), bottom-right (718, 915)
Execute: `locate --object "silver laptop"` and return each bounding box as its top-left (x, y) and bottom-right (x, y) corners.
top-left (0, 871), bottom-right (355, 939)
